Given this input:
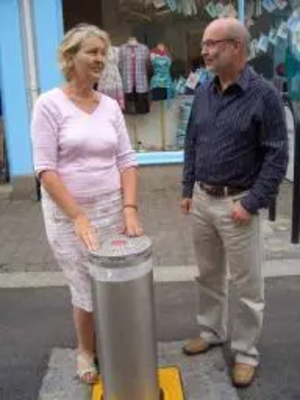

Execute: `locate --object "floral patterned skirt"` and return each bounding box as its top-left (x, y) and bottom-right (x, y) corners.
top-left (41, 189), bottom-right (123, 312)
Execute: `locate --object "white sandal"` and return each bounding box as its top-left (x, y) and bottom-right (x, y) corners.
top-left (76, 352), bottom-right (98, 385)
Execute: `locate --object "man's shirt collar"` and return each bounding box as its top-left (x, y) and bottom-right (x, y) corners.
top-left (209, 64), bottom-right (251, 93)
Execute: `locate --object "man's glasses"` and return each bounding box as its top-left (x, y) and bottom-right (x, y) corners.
top-left (200, 38), bottom-right (237, 50)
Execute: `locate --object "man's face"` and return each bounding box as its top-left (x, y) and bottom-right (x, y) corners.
top-left (201, 25), bottom-right (240, 74)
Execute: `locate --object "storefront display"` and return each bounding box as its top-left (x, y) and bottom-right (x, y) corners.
top-left (94, 0), bottom-right (299, 153)
top-left (4, 0), bottom-right (300, 198)
top-left (150, 43), bottom-right (173, 101)
top-left (175, 95), bottom-right (193, 149)
top-left (98, 46), bottom-right (125, 109)
top-left (119, 37), bottom-right (151, 114)
top-left (287, 5), bottom-right (300, 100)
top-left (99, 0), bottom-right (218, 152)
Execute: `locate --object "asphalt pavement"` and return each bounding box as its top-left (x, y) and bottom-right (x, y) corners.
top-left (1, 169), bottom-right (300, 399)
top-left (1, 276), bottom-right (300, 400)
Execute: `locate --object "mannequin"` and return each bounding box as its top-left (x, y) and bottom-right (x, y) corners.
top-left (127, 37), bottom-right (139, 46)
top-left (151, 42), bottom-right (168, 57)
top-left (119, 37), bottom-right (150, 114)
top-left (97, 45), bottom-right (125, 109)
top-left (150, 43), bottom-right (173, 101)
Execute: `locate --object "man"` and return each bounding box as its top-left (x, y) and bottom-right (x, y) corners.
top-left (181, 18), bottom-right (288, 388)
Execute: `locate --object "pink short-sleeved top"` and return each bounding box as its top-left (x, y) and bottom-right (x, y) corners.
top-left (31, 88), bottom-right (137, 199)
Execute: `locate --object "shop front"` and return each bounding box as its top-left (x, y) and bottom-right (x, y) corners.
top-left (1, 0), bottom-right (300, 197)
top-left (61, 0), bottom-right (245, 164)
top-left (60, 0), bottom-right (299, 166)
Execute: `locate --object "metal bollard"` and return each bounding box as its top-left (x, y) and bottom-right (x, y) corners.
top-left (89, 234), bottom-right (160, 400)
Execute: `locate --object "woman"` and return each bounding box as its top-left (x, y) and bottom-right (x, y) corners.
top-left (31, 24), bottom-right (142, 384)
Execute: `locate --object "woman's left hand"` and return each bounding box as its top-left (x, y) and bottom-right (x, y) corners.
top-left (122, 208), bottom-right (144, 237)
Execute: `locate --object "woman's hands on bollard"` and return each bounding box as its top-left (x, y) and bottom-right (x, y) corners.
top-left (122, 207), bottom-right (144, 237)
top-left (74, 213), bottom-right (100, 251)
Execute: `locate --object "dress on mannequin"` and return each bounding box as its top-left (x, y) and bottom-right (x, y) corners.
top-left (119, 38), bottom-right (150, 114)
top-left (150, 43), bottom-right (173, 101)
top-left (98, 46), bottom-right (125, 109)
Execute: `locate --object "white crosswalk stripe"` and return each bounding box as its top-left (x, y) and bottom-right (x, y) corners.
top-left (0, 259), bottom-right (300, 288)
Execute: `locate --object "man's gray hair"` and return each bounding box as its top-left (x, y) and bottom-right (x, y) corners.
top-left (227, 20), bottom-right (251, 57)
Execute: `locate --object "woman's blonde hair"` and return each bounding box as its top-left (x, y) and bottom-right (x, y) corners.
top-left (58, 23), bottom-right (110, 81)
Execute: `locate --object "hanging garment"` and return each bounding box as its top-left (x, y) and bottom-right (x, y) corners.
top-left (165, 0), bottom-right (197, 15)
top-left (288, 8), bottom-right (300, 62)
top-left (175, 97), bottom-right (193, 149)
top-left (151, 87), bottom-right (168, 101)
top-left (124, 91), bottom-right (150, 114)
top-left (150, 53), bottom-right (173, 101)
top-left (119, 43), bottom-right (150, 94)
top-left (286, 7), bottom-right (300, 100)
top-left (166, 0), bottom-right (177, 12)
top-left (98, 46), bottom-right (125, 109)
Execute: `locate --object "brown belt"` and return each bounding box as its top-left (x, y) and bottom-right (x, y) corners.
top-left (198, 182), bottom-right (246, 197)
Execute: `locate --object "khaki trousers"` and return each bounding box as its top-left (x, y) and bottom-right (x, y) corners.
top-left (192, 184), bottom-right (264, 366)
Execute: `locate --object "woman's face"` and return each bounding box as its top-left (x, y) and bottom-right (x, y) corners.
top-left (70, 36), bottom-right (106, 84)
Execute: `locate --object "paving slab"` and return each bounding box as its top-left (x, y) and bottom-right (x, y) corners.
top-left (3, 278), bottom-right (300, 399)
top-left (37, 349), bottom-right (91, 400)
top-left (38, 343), bottom-right (239, 400)
top-left (0, 176), bottom-right (299, 275)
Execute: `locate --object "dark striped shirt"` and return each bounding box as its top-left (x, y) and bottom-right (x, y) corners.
top-left (182, 65), bottom-right (288, 214)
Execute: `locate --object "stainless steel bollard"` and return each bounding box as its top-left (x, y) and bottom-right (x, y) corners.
top-left (89, 234), bottom-right (160, 400)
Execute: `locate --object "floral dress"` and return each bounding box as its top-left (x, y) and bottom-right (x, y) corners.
top-left (98, 46), bottom-right (125, 110)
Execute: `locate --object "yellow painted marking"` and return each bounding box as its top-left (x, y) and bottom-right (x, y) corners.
top-left (92, 366), bottom-right (185, 400)
top-left (159, 367), bottom-right (185, 400)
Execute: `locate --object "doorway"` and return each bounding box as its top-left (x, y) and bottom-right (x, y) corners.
top-left (0, 90), bottom-right (10, 185)
top-left (62, 0), bottom-right (103, 31)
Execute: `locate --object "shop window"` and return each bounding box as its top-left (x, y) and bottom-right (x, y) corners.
top-left (246, 1), bottom-right (293, 93)
top-left (97, 0), bottom-right (223, 153)
top-left (61, 0), bottom-right (239, 154)
top-left (61, 0), bottom-right (300, 154)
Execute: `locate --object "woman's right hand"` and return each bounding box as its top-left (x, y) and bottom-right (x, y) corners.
top-left (74, 213), bottom-right (99, 251)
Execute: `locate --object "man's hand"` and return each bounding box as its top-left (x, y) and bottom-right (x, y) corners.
top-left (181, 198), bottom-right (193, 214)
top-left (231, 200), bottom-right (251, 225)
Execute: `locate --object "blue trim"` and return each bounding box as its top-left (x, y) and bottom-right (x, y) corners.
top-left (238, 0), bottom-right (245, 23)
top-left (0, 0), bottom-right (32, 176)
top-left (137, 151), bottom-right (183, 165)
top-left (32, 0), bottom-right (64, 92)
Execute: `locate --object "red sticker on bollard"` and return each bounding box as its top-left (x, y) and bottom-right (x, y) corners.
top-left (111, 240), bottom-right (126, 247)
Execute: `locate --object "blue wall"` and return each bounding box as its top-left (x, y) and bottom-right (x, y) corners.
top-left (0, 0), bottom-right (64, 179)
top-left (32, 0), bottom-right (64, 92)
top-left (0, 0), bottom-right (32, 177)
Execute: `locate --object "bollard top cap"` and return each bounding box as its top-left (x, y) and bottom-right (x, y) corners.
top-left (89, 234), bottom-right (152, 265)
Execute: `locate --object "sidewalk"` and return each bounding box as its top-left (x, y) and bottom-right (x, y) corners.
top-left (1, 168), bottom-right (300, 400)
top-left (2, 275), bottom-right (299, 400)
top-left (0, 167), bottom-right (299, 274)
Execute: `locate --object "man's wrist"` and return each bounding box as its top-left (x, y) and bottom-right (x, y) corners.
top-left (240, 196), bottom-right (259, 215)
top-left (182, 184), bottom-right (194, 199)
